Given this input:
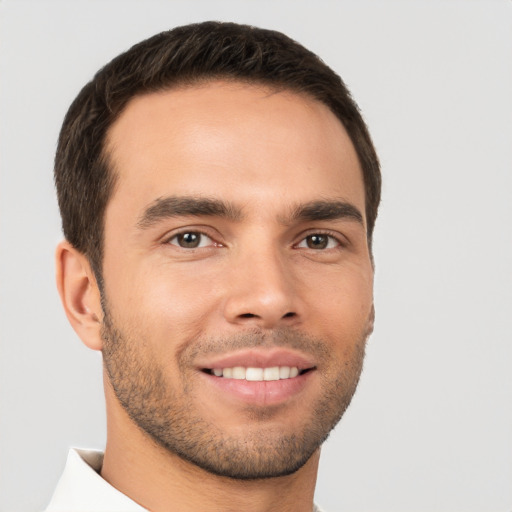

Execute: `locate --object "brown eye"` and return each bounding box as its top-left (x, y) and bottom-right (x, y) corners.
top-left (306, 235), bottom-right (328, 249)
top-left (297, 234), bottom-right (339, 250)
top-left (169, 232), bottom-right (212, 248)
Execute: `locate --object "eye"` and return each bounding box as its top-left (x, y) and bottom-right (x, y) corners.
top-left (297, 234), bottom-right (340, 250)
top-left (168, 232), bottom-right (214, 249)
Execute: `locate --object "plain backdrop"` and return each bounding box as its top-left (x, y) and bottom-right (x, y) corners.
top-left (1, 1), bottom-right (511, 511)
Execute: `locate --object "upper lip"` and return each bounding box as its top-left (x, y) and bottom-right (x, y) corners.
top-left (196, 348), bottom-right (316, 370)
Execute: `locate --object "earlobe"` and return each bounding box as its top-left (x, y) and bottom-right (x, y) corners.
top-left (55, 241), bottom-right (104, 351)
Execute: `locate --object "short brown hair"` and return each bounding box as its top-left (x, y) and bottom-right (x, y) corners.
top-left (55, 21), bottom-right (381, 279)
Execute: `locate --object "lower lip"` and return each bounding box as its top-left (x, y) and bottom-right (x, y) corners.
top-left (199, 371), bottom-right (314, 406)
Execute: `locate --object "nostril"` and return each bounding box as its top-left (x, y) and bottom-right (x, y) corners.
top-left (240, 313), bottom-right (257, 319)
top-left (283, 312), bottom-right (296, 318)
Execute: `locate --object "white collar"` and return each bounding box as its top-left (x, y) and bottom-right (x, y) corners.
top-left (45, 448), bottom-right (147, 511)
top-left (47, 448), bottom-right (325, 512)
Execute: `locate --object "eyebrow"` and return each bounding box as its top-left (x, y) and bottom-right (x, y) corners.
top-left (137, 196), bottom-right (243, 229)
top-left (287, 199), bottom-right (364, 225)
top-left (137, 195), bottom-right (364, 230)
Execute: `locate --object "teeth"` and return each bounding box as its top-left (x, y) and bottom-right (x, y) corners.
top-left (232, 366), bottom-right (245, 380)
top-left (246, 367), bottom-right (263, 381)
top-left (279, 366), bottom-right (290, 379)
top-left (263, 366), bottom-right (280, 381)
top-left (210, 366), bottom-right (302, 381)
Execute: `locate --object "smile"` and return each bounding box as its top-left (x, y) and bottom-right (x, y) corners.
top-left (203, 366), bottom-right (313, 381)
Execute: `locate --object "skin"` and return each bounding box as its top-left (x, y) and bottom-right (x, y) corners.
top-left (56, 81), bottom-right (375, 512)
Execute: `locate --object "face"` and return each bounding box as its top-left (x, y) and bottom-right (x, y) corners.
top-left (101, 81), bottom-right (374, 479)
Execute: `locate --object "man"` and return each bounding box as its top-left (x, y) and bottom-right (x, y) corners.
top-left (48, 21), bottom-right (380, 511)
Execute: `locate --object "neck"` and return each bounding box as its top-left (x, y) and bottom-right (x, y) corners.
top-left (101, 376), bottom-right (319, 512)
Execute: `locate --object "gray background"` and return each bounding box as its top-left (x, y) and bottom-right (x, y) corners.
top-left (1, 1), bottom-right (511, 511)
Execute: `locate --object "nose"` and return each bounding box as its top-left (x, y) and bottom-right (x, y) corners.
top-left (222, 244), bottom-right (301, 329)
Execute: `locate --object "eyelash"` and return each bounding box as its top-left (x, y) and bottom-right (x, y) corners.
top-left (295, 231), bottom-right (345, 251)
top-left (164, 229), bottom-right (346, 251)
top-left (165, 230), bottom-right (219, 249)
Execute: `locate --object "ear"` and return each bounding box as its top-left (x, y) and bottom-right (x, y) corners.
top-left (56, 240), bottom-right (104, 351)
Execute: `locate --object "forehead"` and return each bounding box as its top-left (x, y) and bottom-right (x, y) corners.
top-left (105, 80), bottom-right (365, 221)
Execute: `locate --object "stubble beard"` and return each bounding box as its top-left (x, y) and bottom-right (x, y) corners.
top-left (101, 304), bottom-right (368, 480)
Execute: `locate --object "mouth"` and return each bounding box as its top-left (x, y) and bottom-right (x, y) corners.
top-left (196, 349), bottom-right (317, 406)
top-left (202, 366), bottom-right (314, 381)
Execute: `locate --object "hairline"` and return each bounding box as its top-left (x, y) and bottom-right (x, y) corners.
top-left (93, 78), bottom-right (374, 280)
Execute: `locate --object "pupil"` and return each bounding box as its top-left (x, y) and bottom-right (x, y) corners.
top-left (179, 233), bottom-right (200, 248)
top-left (307, 235), bottom-right (328, 249)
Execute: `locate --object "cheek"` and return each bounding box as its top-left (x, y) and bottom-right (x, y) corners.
top-left (106, 260), bottom-right (221, 349)
top-left (307, 265), bottom-right (373, 341)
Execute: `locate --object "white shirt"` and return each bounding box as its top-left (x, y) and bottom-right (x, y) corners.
top-left (46, 448), bottom-right (325, 512)
top-left (46, 449), bottom-right (146, 511)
